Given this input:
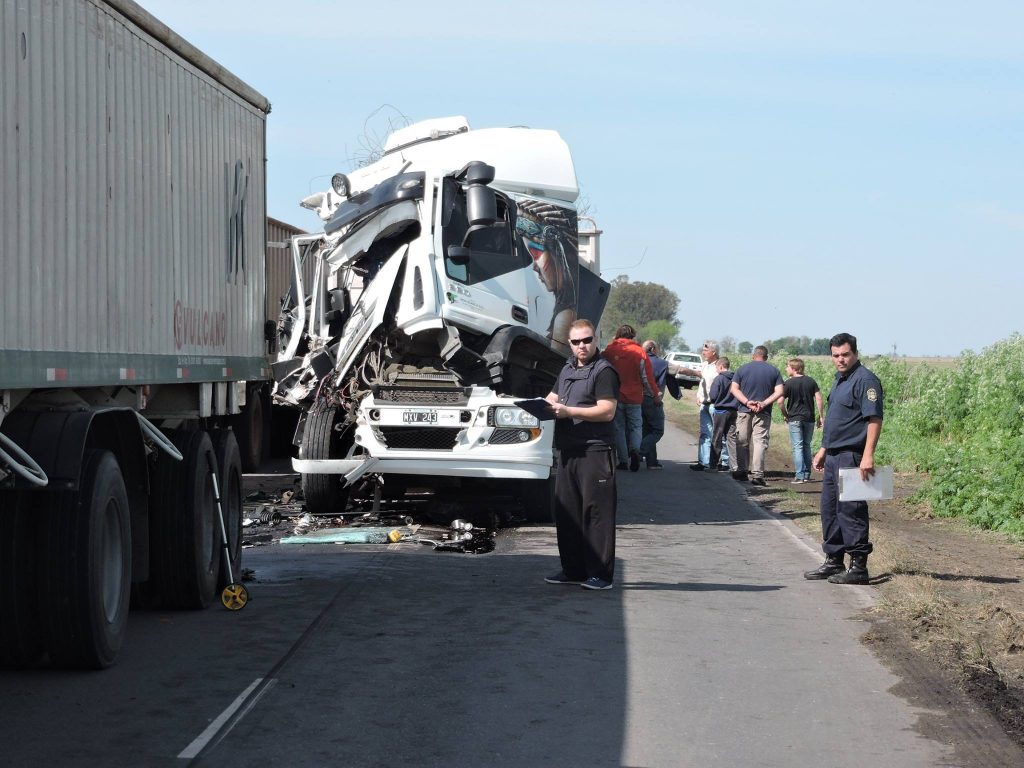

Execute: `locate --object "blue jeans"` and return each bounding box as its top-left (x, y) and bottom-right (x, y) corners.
top-left (698, 403), bottom-right (713, 466)
top-left (640, 396), bottom-right (665, 463)
top-left (614, 403), bottom-right (643, 464)
top-left (788, 420), bottom-right (815, 480)
top-left (699, 403), bottom-right (730, 467)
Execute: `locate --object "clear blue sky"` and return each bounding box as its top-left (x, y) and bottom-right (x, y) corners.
top-left (142, 1), bottom-right (1023, 356)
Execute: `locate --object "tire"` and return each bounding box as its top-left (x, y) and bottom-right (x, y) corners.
top-left (0, 491), bottom-right (45, 668)
top-left (149, 430), bottom-right (219, 609)
top-left (212, 429), bottom-right (243, 589)
top-left (231, 385), bottom-right (267, 472)
top-left (38, 450), bottom-right (132, 669)
top-left (300, 404), bottom-right (350, 516)
top-left (520, 474), bottom-right (556, 523)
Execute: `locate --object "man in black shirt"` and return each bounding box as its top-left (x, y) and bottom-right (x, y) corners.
top-left (805, 333), bottom-right (884, 585)
top-left (779, 357), bottom-right (823, 484)
top-left (543, 319), bottom-right (620, 590)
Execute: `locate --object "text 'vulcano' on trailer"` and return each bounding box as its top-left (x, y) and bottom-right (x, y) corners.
top-left (274, 117), bottom-right (609, 522)
top-left (0, 0), bottom-right (271, 668)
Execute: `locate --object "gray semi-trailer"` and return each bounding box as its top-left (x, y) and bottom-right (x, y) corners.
top-left (1, 0), bottom-right (270, 668)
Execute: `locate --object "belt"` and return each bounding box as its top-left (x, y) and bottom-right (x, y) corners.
top-left (826, 445), bottom-right (864, 456)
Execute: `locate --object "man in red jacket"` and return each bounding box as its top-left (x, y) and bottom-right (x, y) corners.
top-left (603, 325), bottom-right (661, 471)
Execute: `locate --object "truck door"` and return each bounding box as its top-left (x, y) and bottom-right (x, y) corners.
top-left (437, 177), bottom-right (533, 336)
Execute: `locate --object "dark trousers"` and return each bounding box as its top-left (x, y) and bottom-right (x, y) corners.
top-left (710, 408), bottom-right (736, 469)
top-left (554, 446), bottom-right (617, 581)
top-left (820, 449), bottom-right (873, 557)
top-left (640, 395), bottom-right (665, 463)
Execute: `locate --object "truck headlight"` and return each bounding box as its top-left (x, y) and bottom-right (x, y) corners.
top-left (490, 406), bottom-right (540, 428)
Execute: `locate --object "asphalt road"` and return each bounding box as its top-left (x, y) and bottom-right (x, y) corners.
top-left (1, 422), bottom-right (1018, 767)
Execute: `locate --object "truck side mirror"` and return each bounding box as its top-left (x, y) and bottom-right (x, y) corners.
top-left (464, 161), bottom-right (497, 225)
top-left (447, 245), bottom-right (470, 265)
top-left (466, 184), bottom-right (496, 226)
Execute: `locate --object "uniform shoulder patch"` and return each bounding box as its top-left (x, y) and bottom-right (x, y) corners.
top-left (866, 388), bottom-right (878, 402)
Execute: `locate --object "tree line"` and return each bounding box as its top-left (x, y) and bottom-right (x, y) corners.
top-left (598, 276), bottom-right (831, 355)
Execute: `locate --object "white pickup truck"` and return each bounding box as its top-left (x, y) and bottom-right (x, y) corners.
top-left (665, 350), bottom-right (703, 389)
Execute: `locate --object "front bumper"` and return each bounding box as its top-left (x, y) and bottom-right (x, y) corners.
top-left (293, 391), bottom-right (555, 480)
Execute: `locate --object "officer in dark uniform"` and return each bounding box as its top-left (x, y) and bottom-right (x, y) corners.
top-left (543, 319), bottom-right (620, 591)
top-left (805, 332), bottom-right (884, 585)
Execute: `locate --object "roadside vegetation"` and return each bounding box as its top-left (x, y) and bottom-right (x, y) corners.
top-left (754, 334), bottom-right (1023, 537)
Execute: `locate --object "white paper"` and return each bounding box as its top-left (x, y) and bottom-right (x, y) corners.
top-left (838, 466), bottom-right (894, 501)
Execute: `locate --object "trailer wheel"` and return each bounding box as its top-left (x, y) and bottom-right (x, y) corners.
top-left (0, 492), bottom-right (45, 668)
top-left (39, 450), bottom-right (132, 669)
top-left (520, 474), bottom-right (556, 523)
top-left (231, 385), bottom-right (268, 472)
top-left (300, 404), bottom-right (351, 516)
top-left (212, 429), bottom-right (243, 590)
top-left (150, 430), bottom-right (219, 609)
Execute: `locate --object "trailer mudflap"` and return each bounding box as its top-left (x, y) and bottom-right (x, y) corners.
top-left (291, 456), bottom-right (380, 487)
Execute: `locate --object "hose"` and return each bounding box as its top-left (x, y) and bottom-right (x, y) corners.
top-left (135, 413), bottom-right (184, 461)
top-left (0, 431), bottom-right (49, 487)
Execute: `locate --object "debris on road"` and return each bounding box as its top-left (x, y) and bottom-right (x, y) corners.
top-left (240, 474), bottom-right (499, 553)
top-left (280, 526), bottom-right (405, 545)
top-left (278, 518), bottom-right (496, 554)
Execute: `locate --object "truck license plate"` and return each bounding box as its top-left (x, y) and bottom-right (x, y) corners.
top-left (402, 410), bottom-right (438, 424)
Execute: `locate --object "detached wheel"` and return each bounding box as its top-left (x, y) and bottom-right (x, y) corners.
top-left (150, 430), bottom-right (219, 609)
top-left (300, 404), bottom-right (351, 516)
top-left (213, 429), bottom-right (243, 590)
top-left (39, 450), bottom-right (132, 669)
top-left (0, 492), bottom-right (45, 668)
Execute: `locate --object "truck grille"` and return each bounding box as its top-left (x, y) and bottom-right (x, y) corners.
top-left (377, 427), bottom-right (462, 450)
top-left (375, 387), bottom-right (469, 405)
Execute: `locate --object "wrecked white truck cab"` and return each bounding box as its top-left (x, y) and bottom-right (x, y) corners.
top-left (273, 117), bottom-right (608, 520)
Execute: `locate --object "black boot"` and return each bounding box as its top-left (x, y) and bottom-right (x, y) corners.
top-left (803, 554), bottom-right (845, 580)
top-left (828, 554), bottom-right (869, 585)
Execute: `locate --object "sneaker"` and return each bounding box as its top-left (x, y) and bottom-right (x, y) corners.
top-left (615, 462), bottom-right (629, 471)
top-left (545, 572), bottom-right (584, 585)
top-left (790, 478), bottom-right (806, 484)
top-left (629, 451), bottom-right (641, 472)
top-left (717, 465), bottom-right (731, 472)
top-left (731, 471), bottom-right (748, 481)
top-left (647, 461), bottom-right (664, 469)
top-left (689, 463), bottom-right (705, 472)
top-left (581, 576), bottom-right (613, 590)
top-left (750, 477), bottom-right (767, 487)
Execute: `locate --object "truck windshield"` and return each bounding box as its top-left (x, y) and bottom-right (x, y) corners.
top-left (441, 179), bottom-right (526, 284)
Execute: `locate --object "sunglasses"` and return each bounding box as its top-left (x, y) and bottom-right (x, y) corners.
top-left (569, 336), bottom-right (594, 346)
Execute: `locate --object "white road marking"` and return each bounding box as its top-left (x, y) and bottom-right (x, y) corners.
top-left (178, 677), bottom-right (276, 759)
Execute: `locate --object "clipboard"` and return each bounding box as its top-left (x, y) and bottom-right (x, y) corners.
top-left (513, 399), bottom-right (555, 421)
top-left (838, 466), bottom-right (894, 501)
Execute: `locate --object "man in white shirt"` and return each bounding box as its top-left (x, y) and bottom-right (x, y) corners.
top-left (692, 340), bottom-right (728, 471)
